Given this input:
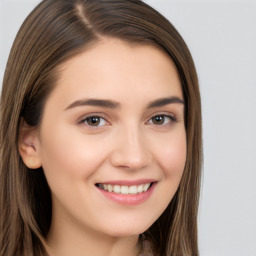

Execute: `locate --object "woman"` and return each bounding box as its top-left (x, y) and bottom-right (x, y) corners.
top-left (0, 0), bottom-right (202, 255)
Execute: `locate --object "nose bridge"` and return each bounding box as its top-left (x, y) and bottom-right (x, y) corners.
top-left (110, 122), bottom-right (151, 169)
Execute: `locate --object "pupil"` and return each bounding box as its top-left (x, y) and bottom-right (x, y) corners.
top-left (154, 116), bottom-right (164, 124)
top-left (88, 117), bottom-right (100, 126)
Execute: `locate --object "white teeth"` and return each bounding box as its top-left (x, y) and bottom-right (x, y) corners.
top-left (129, 185), bottom-right (137, 194)
top-left (107, 184), bottom-right (113, 192)
top-left (99, 183), bottom-right (152, 194)
top-left (143, 183), bottom-right (151, 191)
top-left (113, 185), bottom-right (120, 193)
top-left (137, 184), bottom-right (144, 193)
top-left (121, 186), bottom-right (128, 194)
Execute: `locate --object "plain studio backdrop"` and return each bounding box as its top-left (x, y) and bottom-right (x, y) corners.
top-left (0, 0), bottom-right (256, 255)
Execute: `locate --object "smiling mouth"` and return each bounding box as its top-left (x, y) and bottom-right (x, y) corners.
top-left (95, 182), bottom-right (154, 195)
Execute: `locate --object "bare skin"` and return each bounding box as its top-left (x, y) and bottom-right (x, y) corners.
top-left (19, 38), bottom-right (186, 256)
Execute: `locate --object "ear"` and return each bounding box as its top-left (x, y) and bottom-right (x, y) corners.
top-left (18, 118), bottom-right (42, 169)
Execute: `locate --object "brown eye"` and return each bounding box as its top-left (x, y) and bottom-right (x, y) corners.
top-left (83, 116), bottom-right (107, 127)
top-left (148, 115), bottom-right (176, 126)
top-left (86, 117), bottom-right (100, 126)
top-left (152, 115), bottom-right (166, 125)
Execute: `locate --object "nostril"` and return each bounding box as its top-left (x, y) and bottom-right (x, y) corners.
top-left (110, 151), bottom-right (151, 170)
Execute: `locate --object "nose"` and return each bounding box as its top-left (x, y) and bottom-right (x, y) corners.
top-left (110, 126), bottom-right (152, 170)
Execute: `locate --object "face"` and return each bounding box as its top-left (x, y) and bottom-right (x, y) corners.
top-left (33, 39), bottom-right (186, 237)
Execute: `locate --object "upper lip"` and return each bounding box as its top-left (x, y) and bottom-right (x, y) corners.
top-left (95, 179), bottom-right (157, 186)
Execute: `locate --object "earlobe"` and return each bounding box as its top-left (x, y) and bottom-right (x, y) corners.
top-left (18, 118), bottom-right (42, 169)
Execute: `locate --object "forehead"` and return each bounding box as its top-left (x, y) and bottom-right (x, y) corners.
top-left (48, 38), bottom-right (183, 108)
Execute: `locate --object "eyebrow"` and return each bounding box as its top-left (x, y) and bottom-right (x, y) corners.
top-left (64, 98), bottom-right (120, 110)
top-left (64, 96), bottom-right (184, 111)
top-left (146, 96), bottom-right (184, 108)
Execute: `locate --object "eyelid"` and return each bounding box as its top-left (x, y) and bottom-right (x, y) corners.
top-left (146, 112), bottom-right (178, 125)
top-left (77, 113), bottom-right (111, 127)
top-left (76, 111), bottom-right (178, 129)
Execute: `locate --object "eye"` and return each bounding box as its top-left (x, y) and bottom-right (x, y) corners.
top-left (82, 116), bottom-right (109, 127)
top-left (148, 114), bottom-right (176, 126)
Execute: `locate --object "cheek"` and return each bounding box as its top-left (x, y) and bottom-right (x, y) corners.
top-left (39, 125), bottom-right (109, 180)
top-left (155, 130), bottom-right (187, 178)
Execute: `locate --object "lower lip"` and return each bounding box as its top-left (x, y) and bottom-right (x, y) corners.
top-left (96, 183), bottom-right (156, 206)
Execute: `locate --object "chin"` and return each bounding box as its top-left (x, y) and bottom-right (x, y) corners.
top-left (101, 221), bottom-right (153, 238)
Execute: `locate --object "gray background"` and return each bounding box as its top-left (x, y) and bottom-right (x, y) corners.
top-left (1, 0), bottom-right (256, 255)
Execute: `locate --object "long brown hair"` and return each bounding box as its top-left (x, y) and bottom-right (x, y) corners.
top-left (0, 1), bottom-right (202, 255)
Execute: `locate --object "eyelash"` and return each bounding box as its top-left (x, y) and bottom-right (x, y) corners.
top-left (78, 113), bottom-right (177, 129)
top-left (78, 114), bottom-right (110, 129)
top-left (147, 114), bottom-right (177, 126)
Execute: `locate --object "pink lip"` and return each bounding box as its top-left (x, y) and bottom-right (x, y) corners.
top-left (96, 182), bottom-right (157, 206)
top-left (97, 179), bottom-right (156, 186)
